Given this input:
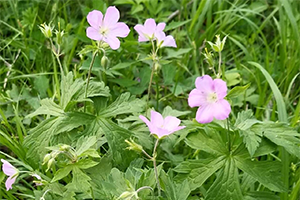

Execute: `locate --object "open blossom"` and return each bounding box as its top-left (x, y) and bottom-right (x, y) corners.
top-left (86, 6), bottom-right (130, 50)
top-left (156, 31), bottom-right (176, 48)
top-left (188, 75), bottom-right (231, 123)
top-left (134, 18), bottom-right (165, 42)
top-left (1, 159), bottom-right (19, 191)
top-left (134, 18), bottom-right (176, 48)
top-left (139, 110), bottom-right (185, 139)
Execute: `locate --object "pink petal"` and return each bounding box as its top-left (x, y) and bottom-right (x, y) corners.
top-left (111, 22), bottom-right (130, 38)
top-left (139, 115), bottom-right (155, 133)
top-left (150, 110), bottom-right (164, 127)
top-left (195, 105), bottom-right (214, 123)
top-left (87, 10), bottom-right (103, 28)
top-left (5, 176), bottom-right (16, 191)
top-left (188, 89), bottom-right (207, 108)
top-left (1, 159), bottom-right (17, 176)
top-left (32, 174), bottom-right (41, 180)
top-left (173, 125), bottom-right (186, 132)
top-left (195, 75), bottom-right (214, 93)
top-left (104, 35), bottom-right (120, 50)
top-left (156, 22), bottom-right (166, 31)
top-left (161, 35), bottom-right (177, 48)
top-left (143, 18), bottom-right (156, 36)
top-left (213, 99), bottom-right (231, 120)
top-left (151, 127), bottom-right (170, 139)
top-left (86, 27), bottom-right (102, 41)
top-left (163, 116), bottom-right (181, 131)
top-left (134, 24), bottom-right (148, 42)
top-left (155, 31), bottom-right (166, 44)
top-left (103, 6), bottom-right (120, 28)
top-left (213, 79), bottom-right (228, 99)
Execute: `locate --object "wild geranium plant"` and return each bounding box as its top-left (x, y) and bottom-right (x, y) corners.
top-left (1, 2), bottom-right (300, 200)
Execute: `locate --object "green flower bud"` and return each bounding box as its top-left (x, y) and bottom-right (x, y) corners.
top-left (207, 35), bottom-right (227, 52)
top-left (101, 55), bottom-right (109, 68)
top-left (125, 139), bottom-right (143, 153)
top-left (117, 191), bottom-right (137, 200)
top-left (46, 158), bottom-right (55, 172)
top-left (42, 153), bottom-right (51, 165)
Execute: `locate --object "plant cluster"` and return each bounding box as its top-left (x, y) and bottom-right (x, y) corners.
top-left (0, 1), bottom-right (299, 200)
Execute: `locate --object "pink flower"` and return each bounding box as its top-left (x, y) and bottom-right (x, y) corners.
top-left (134, 18), bottom-right (166, 42)
top-left (156, 31), bottom-right (177, 48)
top-left (1, 159), bottom-right (19, 191)
top-left (86, 6), bottom-right (130, 50)
top-left (188, 75), bottom-right (231, 123)
top-left (139, 110), bottom-right (185, 139)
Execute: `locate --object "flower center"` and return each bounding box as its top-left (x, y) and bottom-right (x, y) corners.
top-left (206, 92), bottom-right (218, 103)
top-left (99, 26), bottom-right (109, 36)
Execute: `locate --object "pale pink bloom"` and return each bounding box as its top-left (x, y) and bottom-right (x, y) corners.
top-left (139, 110), bottom-right (185, 139)
top-left (134, 18), bottom-right (166, 42)
top-left (188, 75), bottom-right (231, 123)
top-left (86, 6), bottom-right (130, 50)
top-left (156, 31), bottom-right (177, 48)
top-left (1, 159), bottom-right (19, 191)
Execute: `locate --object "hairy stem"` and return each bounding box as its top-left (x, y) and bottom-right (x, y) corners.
top-left (152, 139), bottom-right (161, 196)
top-left (84, 52), bottom-right (97, 111)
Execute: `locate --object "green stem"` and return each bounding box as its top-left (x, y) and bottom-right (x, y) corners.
top-left (226, 118), bottom-right (231, 152)
top-left (84, 52), bottom-right (97, 111)
top-left (156, 74), bottom-right (159, 110)
top-left (50, 38), bottom-right (64, 76)
top-left (218, 51), bottom-right (222, 78)
top-left (146, 64), bottom-right (155, 110)
top-left (153, 139), bottom-right (161, 197)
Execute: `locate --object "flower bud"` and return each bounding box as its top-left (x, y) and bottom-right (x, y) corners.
top-left (118, 191), bottom-right (136, 200)
top-left (42, 153), bottom-right (51, 165)
top-left (101, 55), bottom-right (109, 68)
top-left (46, 158), bottom-right (55, 172)
top-left (203, 48), bottom-right (214, 67)
top-left (39, 23), bottom-right (53, 38)
top-left (125, 139), bottom-right (143, 153)
top-left (154, 62), bottom-right (160, 71)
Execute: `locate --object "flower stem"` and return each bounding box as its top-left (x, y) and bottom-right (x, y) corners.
top-left (226, 118), bottom-right (231, 152)
top-left (84, 52), bottom-right (97, 112)
top-left (152, 139), bottom-right (161, 196)
top-left (146, 64), bottom-right (155, 110)
top-left (218, 51), bottom-right (222, 78)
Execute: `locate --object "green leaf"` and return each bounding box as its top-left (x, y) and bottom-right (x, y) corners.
top-left (185, 128), bottom-right (228, 156)
top-left (161, 171), bottom-right (190, 200)
top-left (54, 112), bottom-right (96, 135)
top-left (206, 158), bottom-right (243, 200)
top-left (252, 123), bottom-right (300, 159)
top-left (234, 110), bottom-right (261, 156)
top-left (162, 106), bottom-right (191, 118)
top-left (227, 83), bottom-right (251, 99)
top-left (60, 72), bottom-right (85, 110)
top-left (76, 136), bottom-right (97, 156)
top-left (52, 165), bottom-right (73, 182)
top-left (65, 167), bottom-right (91, 192)
top-left (98, 93), bottom-right (145, 118)
top-left (174, 156), bottom-right (226, 190)
top-left (26, 98), bottom-right (63, 118)
top-left (74, 158), bottom-right (99, 169)
top-left (235, 158), bottom-right (285, 192)
top-left (165, 48), bottom-right (192, 59)
top-left (97, 118), bottom-right (137, 169)
top-left (244, 191), bottom-right (280, 200)
top-left (34, 75), bottom-right (49, 98)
